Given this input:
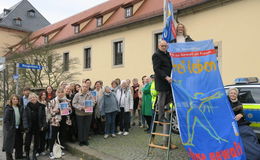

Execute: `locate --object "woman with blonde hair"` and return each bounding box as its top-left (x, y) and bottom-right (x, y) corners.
top-left (3, 94), bottom-right (24, 160)
top-left (23, 93), bottom-right (46, 160)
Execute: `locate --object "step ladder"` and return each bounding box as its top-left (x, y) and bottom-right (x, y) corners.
top-left (146, 104), bottom-right (176, 160)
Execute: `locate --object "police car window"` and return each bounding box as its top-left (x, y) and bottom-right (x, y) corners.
top-left (238, 88), bottom-right (260, 103)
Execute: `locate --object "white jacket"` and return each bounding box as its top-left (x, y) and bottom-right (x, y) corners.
top-left (116, 88), bottom-right (133, 112)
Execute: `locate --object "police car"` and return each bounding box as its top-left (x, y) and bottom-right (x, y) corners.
top-left (171, 77), bottom-right (260, 136)
top-left (224, 77), bottom-right (260, 137)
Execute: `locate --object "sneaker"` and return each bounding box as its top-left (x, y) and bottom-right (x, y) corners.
top-left (62, 152), bottom-right (65, 156)
top-left (117, 131), bottom-right (123, 135)
top-left (35, 153), bottom-right (40, 157)
top-left (49, 152), bottom-right (55, 160)
top-left (104, 134), bottom-right (109, 139)
top-left (40, 152), bottom-right (47, 156)
top-left (111, 134), bottom-right (116, 137)
top-left (123, 132), bottom-right (129, 136)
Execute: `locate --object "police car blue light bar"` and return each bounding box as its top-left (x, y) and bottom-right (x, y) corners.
top-left (235, 77), bottom-right (259, 84)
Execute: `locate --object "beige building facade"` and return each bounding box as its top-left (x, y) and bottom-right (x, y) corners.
top-left (6, 0), bottom-right (260, 86)
top-left (50, 0), bottom-right (260, 86)
top-left (0, 27), bottom-right (27, 56)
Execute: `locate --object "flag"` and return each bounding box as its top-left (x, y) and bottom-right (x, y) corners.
top-left (162, 0), bottom-right (177, 43)
top-left (169, 40), bottom-right (246, 160)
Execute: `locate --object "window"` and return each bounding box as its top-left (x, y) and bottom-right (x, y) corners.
top-left (238, 88), bottom-right (260, 104)
top-left (47, 55), bottom-right (52, 73)
top-left (125, 6), bottom-right (133, 18)
top-left (63, 52), bottom-right (69, 71)
top-left (154, 32), bottom-right (162, 51)
top-left (84, 48), bottom-right (91, 69)
top-left (96, 17), bottom-right (103, 27)
top-left (113, 41), bottom-right (123, 66)
top-left (44, 35), bottom-right (48, 44)
top-left (27, 10), bottom-right (35, 17)
top-left (74, 25), bottom-right (80, 34)
top-left (13, 18), bottom-right (22, 26)
top-left (4, 9), bottom-right (10, 15)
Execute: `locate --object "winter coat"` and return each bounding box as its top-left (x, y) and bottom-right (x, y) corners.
top-left (2, 105), bottom-right (23, 153)
top-left (152, 49), bottom-right (172, 91)
top-left (23, 102), bottom-right (46, 132)
top-left (172, 35), bottom-right (193, 43)
top-left (116, 88), bottom-right (133, 112)
top-left (72, 91), bottom-right (94, 116)
top-left (100, 92), bottom-right (120, 116)
top-left (228, 98), bottom-right (250, 126)
top-left (141, 83), bottom-right (153, 116)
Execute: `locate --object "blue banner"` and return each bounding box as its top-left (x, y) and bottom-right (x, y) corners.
top-left (169, 40), bottom-right (246, 160)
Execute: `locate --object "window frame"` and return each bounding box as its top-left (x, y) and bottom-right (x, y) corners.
top-left (13, 18), bottom-right (22, 26)
top-left (63, 52), bottom-right (70, 72)
top-left (74, 24), bottom-right (80, 34)
top-left (96, 17), bottom-right (103, 27)
top-left (44, 35), bottom-right (49, 44)
top-left (112, 40), bottom-right (124, 67)
top-left (125, 6), bottom-right (133, 18)
top-left (153, 32), bottom-right (162, 52)
top-left (27, 10), bottom-right (36, 17)
top-left (83, 47), bottom-right (91, 70)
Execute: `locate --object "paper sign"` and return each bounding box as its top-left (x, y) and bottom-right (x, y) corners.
top-left (84, 100), bottom-right (93, 113)
top-left (59, 102), bottom-right (70, 116)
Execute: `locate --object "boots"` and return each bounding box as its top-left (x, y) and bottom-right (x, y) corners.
top-left (26, 151), bottom-right (30, 160)
top-left (6, 152), bottom-right (13, 160)
top-left (32, 151), bottom-right (37, 160)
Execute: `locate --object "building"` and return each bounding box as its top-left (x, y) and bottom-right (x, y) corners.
top-left (0, 0), bottom-right (50, 56)
top-left (5, 0), bottom-right (260, 85)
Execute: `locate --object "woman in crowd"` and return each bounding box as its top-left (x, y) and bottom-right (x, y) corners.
top-left (74, 84), bottom-right (81, 93)
top-left (100, 86), bottom-right (120, 139)
top-left (73, 82), bottom-right (94, 146)
top-left (116, 80), bottom-right (133, 136)
top-left (141, 76), bottom-right (153, 133)
top-left (3, 95), bottom-right (24, 160)
top-left (37, 91), bottom-right (50, 156)
top-left (138, 75), bottom-right (147, 128)
top-left (45, 85), bottom-right (55, 102)
top-left (48, 88), bottom-right (69, 159)
top-left (131, 78), bottom-right (140, 126)
top-left (93, 81), bottom-right (104, 135)
top-left (23, 93), bottom-right (46, 160)
top-left (228, 87), bottom-right (260, 160)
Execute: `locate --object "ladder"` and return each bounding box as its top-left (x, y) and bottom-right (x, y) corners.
top-left (146, 103), bottom-right (176, 160)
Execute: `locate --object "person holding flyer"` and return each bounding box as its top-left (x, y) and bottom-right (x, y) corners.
top-left (72, 82), bottom-right (95, 146)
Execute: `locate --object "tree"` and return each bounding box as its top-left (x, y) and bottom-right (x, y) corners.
top-left (0, 41), bottom-right (80, 101)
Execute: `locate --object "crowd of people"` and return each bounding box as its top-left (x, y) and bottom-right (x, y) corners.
top-left (2, 76), bottom-right (157, 160)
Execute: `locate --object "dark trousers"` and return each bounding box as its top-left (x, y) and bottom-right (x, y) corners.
top-left (8, 128), bottom-right (23, 159)
top-left (24, 130), bottom-right (40, 154)
top-left (6, 152), bottom-right (13, 160)
top-left (48, 126), bottom-right (59, 152)
top-left (105, 111), bottom-right (117, 135)
top-left (144, 115), bottom-right (152, 131)
top-left (38, 130), bottom-right (47, 153)
top-left (158, 91), bottom-right (172, 121)
top-left (76, 115), bottom-right (92, 142)
top-left (119, 108), bottom-right (130, 132)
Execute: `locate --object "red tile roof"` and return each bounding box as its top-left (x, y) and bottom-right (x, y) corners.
top-left (8, 0), bottom-right (209, 54)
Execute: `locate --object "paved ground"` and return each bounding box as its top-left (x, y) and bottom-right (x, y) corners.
top-left (0, 124), bottom-right (189, 160)
top-left (0, 125), bottom-right (81, 160)
top-left (68, 125), bottom-right (189, 160)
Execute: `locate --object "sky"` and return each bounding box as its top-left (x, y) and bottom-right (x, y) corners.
top-left (0, 0), bottom-right (108, 24)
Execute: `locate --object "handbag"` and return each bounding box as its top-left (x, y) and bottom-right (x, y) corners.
top-left (53, 132), bottom-right (64, 158)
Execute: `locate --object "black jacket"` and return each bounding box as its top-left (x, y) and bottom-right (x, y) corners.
top-left (2, 105), bottom-right (23, 153)
top-left (172, 35), bottom-right (193, 43)
top-left (229, 98), bottom-right (250, 126)
top-left (152, 49), bottom-right (172, 91)
top-left (23, 102), bottom-right (46, 132)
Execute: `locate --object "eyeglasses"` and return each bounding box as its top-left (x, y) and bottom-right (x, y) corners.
top-left (160, 45), bottom-right (167, 47)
